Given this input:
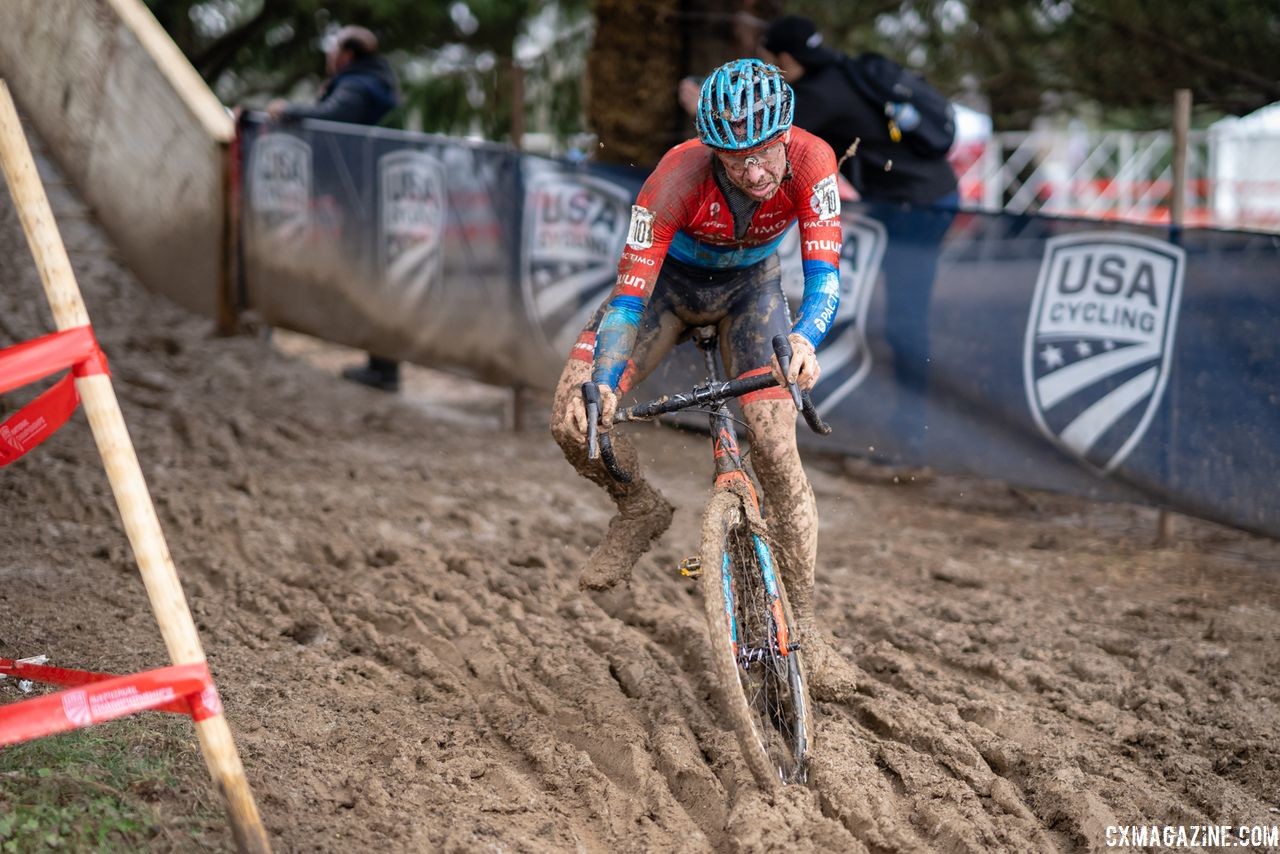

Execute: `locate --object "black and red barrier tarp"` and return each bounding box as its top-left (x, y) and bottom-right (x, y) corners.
top-left (0, 325), bottom-right (108, 466)
top-left (0, 659), bottom-right (221, 747)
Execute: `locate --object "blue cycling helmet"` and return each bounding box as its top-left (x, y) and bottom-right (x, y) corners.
top-left (695, 59), bottom-right (794, 151)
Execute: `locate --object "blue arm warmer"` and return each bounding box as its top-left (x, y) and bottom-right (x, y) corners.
top-left (791, 259), bottom-right (841, 346)
top-left (591, 295), bottom-right (647, 388)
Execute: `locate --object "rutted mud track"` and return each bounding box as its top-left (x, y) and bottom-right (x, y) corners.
top-left (2, 181), bottom-right (1279, 852)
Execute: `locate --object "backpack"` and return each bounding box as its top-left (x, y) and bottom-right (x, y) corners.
top-left (840, 52), bottom-right (956, 159)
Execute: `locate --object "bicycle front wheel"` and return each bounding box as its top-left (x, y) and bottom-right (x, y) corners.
top-left (699, 490), bottom-right (813, 789)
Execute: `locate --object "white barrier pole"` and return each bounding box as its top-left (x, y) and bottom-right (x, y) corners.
top-left (0, 80), bottom-right (271, 854)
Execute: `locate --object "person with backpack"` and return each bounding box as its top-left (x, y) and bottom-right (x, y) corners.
top-left (763, 15), bottom-right (959, 463)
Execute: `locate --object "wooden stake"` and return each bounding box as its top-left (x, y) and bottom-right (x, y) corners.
top-left (1157, 89), bottom-right (1192, 548)
top-left (0, 80), bottom-right (270, 854)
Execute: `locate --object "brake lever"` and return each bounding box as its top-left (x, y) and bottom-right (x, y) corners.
top-left (582, 382), bottom-right (601, 460)
top-left (581, 382), bottom-right (632, 482)
top-left (771, 334), bottom-right (804, 410)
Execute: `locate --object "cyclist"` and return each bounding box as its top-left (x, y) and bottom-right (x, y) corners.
top-left (550, 59), bottom-right (857, 700)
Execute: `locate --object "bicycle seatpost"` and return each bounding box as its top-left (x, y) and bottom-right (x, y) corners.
top-left (771, 335), bottom-right (805, 410)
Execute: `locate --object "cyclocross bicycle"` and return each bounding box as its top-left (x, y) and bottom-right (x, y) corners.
top-left (583, 331), bottom-right (831, 788)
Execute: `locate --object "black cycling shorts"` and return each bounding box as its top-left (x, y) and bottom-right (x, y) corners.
top-left (570, 254), bottom-right (792, 402)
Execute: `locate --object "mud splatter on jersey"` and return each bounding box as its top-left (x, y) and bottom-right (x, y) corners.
top-left (593, 128), bottom-right (842, 388)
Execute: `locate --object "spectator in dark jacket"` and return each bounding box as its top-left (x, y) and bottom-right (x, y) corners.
top-left (267, 26), bottom-right (398, 126)
top-left (764, 15), bottom-right (959, 464)
top-left (268, 26), bottom-right (404, 393)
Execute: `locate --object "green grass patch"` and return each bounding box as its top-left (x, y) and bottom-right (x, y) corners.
top-left (0, 713), bottom-right (227, 852)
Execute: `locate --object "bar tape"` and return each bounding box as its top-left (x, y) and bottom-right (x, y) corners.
top-left (0, 659), bottom-right (222, 748)
top-left (0, 326), bottom-right (109, 468)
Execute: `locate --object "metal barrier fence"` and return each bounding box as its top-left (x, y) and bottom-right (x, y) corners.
top-left (954, 128), bottom-right (1280, 232)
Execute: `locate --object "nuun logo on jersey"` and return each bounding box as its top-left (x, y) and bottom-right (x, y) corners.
top-left (803, 238), bottom-right (841, 254)
top-left (779, 212), bottom-right (886, 413)
top-left (617, 272), bottom-right (648, 295)
top-left (521, 171), bottom-right (633, 360)
top-left (810, 175), bottom-right (840, 221)
top-left (249, 133), bottom-right (312, 241)
top-left (1024, 232), bottom-right (1184, 472)
top-left (377, 150), bottom-right (446, 301)
top-left (627, 205), bottom-right (656, 249)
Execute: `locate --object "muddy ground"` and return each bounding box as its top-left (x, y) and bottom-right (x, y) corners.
top-left (2, 164), bottom-right (1279, 853)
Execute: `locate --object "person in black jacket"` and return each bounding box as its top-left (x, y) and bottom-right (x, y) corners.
top-left (267, 26), bottom-right (404, 393)
top-left (267, 26), bottom-right (398, 126)
top-left (763, 15), bottom-right (958, 463)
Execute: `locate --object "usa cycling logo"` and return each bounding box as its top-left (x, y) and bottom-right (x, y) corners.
top-left (1024, 232), bottom-right (1184, 472)
top-left (779, 213), bottom-right (886, 414)
top-left (377, 150), bottom-right (446, 299)
top-left (521, 171), bottom-right (632, 359)
top-left (248, 132), bottom-right (311, 242)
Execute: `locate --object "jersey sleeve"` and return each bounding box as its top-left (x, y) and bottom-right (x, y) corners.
top-left (789, 136), bottom-right (844, 347)
top-left (591, 155), bottom-right (688, 389)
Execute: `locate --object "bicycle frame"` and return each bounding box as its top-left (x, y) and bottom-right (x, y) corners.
top-left (588, 331), bottom-right (828, 659)
top-left (584, 334), bottom-right (830, 484)
top-left (685, 330), bottom-right (794, 660)
top-left (583, 331), bottom-right (827, 786)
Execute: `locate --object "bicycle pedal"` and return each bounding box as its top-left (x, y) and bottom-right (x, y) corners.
top-left (678, 556), bottom-right (702, 578)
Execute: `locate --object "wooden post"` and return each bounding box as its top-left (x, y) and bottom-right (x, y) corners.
top-left (0, 81), bottom-right (271, 854)
top-left (1157, 89), bottom-right (1192, 548)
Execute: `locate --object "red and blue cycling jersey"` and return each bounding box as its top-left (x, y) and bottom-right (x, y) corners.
top-left (592, 127), bottom-right (843, 389)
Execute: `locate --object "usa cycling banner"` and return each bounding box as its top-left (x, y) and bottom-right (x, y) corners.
top-left (239, 115), bottom-right (530, 385)
top-left (236, 116), bottom-right (1279, 538)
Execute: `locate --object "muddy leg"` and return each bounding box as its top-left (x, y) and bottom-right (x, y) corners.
top-left (743, 398), bottom-right (858, 701)
top-left (550, 358), bottom-right (673, 591)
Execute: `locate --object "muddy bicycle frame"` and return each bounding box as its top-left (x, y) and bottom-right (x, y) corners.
top-left (583, 330), bottom-right (830, 656)
top-left (584, 330), bottom-right (830, 480)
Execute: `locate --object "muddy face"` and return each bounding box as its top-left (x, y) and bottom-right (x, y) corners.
top-left (715, 139), bottom-right (788, 201)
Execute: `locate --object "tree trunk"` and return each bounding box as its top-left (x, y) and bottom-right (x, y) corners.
top-left (587, 0), bottom-right (783, 167)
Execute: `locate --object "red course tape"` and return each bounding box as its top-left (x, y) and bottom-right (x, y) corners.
top-left (0, 660), bottom-right (222, 748)
top-left (0, 374), bottom-right (80, 466)
top-left (0, 326), bottom-right (109, 467)
top-left (0, 326), bottom-right (107, 395)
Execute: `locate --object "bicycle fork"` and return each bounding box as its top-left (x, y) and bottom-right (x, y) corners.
top-left (718, 533), bottom-right (796, 668)
top-left (691, 329), bottom-right (796, 667)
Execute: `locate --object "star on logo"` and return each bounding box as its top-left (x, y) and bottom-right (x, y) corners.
top-left (1103, 340), bottom-right (1116, 351)
top-left (1039, 344), bottom-right (1065, 370)
top-left (1075, 340), bottom-right (1093, 357)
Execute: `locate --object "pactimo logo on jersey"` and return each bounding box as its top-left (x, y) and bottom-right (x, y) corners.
top-left (779, 213), bottom-right (886, 415)
top-left (521, 171), bottom-right (633, 359)
top-left (1024, 232), bottom-right (1184, 473)
top-left (378, 150), bottom-right (446, 302)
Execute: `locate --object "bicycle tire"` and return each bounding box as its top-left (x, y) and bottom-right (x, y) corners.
top-left (699, 490), bottom-right (813, 789)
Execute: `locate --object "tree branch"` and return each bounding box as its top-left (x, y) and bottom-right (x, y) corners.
top-left (191, 4), bottom-right (275, 84)
top-left (1071, 2), bottom-right (1280, 101)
